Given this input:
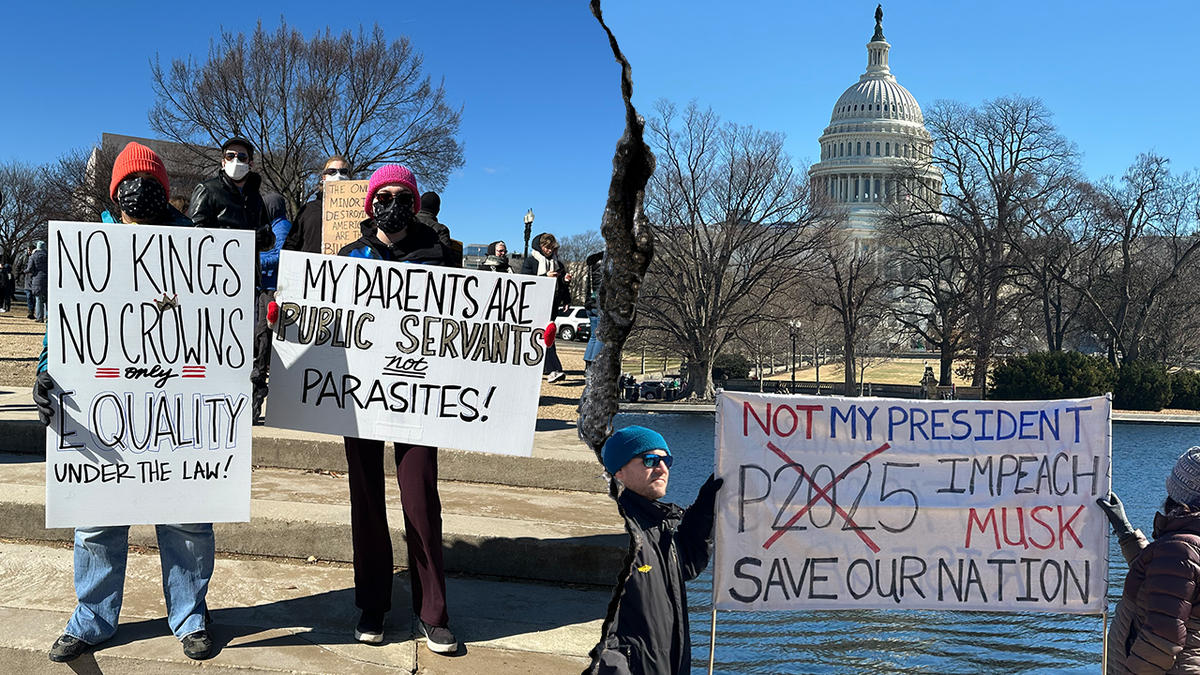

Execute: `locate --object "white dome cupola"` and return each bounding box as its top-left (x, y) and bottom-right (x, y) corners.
top-left (809, 5), bottom-right (942, 238)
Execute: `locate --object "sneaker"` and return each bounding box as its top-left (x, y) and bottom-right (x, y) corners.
top-left (355, 611), bottom-right (384, 644)
top-left (48, 634), bottom-right (90, 663)
top-left (547, 370), bottom-right (566, 384)
top-left (181, 630), bottom-right (213, 660)
top-left (419, 619), bottom-right (457, 654)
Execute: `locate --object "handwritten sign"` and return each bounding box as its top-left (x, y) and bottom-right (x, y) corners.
top-left (713, 392), bottom-right (1111, 614)
top-left (45, 221), bottom-right (255, 527)
top-left (322, 180), bottom-right (369, 255)
top-left (266, 251), bottom-right (557, 456)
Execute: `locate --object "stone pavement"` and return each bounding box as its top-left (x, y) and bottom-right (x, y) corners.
top-left (0, 540), bottom-right (606, 674)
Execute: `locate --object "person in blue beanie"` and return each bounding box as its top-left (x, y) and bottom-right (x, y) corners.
top-left (591, 426), bottom-right (723, 675)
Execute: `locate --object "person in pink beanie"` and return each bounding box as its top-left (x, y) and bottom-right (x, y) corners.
top-left (337, 165), bottom-right (457, 654)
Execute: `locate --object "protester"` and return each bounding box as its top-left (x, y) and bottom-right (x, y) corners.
top-left (416, 191), bottom-right (453, 250)
top-left (1101, 447), bottom-right (1200, 674)
top-left (478, 240), bottom-right (512, 273)
top-left (188, 137), bottom-right (274, 253)
top-left (23, 244), bottom-right (36, 319)
top-left (592, 426), bottom-right (722, 675)
top-left (583, 250), bottom-right (605, 368)
top-left (252, 193), bottom-right (293, 421)
top-left (36, 142), bottom-right (216, 663)
top-left (337, 165), bottom-right (458, 654)
top-left (25, 240), bottom-right (48, 322)
top-left (285, 156), bottom-right (352, 254)
top-left (0, 262), bottom-right (14, 312)
top-left (521, 232), bottom-right (571, 383)
top-left (169, 194), bottom-right (191, 216)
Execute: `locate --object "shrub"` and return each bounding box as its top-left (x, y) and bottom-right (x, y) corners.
top-left (713, 352), bottom-right (753, 381)
top-left (1171, 370), bottom-right (1200, 410)
top-left (989, 351), bottom-right (1117, 400)
top-left (1114, 360), bottom-right (1173, 411)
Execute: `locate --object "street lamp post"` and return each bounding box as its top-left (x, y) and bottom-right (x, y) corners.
top-left (789, 320), bottom-right (802, 393)
top-left (523, 208), bottom-right (535, 257)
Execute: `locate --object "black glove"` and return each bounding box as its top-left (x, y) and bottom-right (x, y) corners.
top-left (695, 473), bottom-right (724, 512)
top-left (32, 371), bottom-right (54, 426)
top-left (1096, 491), bottom-right (1134, 537)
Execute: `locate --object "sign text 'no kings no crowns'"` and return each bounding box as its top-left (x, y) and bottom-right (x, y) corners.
top-left (45, 221), bottom-right (256, 528)
top-left (713, 392), bottom-right (1111, 615)
top-left (267, 251), bottom-right (558, 456)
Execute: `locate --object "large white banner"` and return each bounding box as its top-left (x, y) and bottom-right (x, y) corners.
top-left (267, 251), bottom-right (557, 456)
top-left (713, 392), bottom-right (1111, 614)
top-left (45, 221), bottom-right (255, 527)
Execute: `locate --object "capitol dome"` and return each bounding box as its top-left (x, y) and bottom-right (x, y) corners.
top-left (809, 6), bottom-right (942, 239)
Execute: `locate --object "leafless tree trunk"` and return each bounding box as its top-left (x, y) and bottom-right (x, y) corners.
top-left (813, 233), bottom-right (888, 396)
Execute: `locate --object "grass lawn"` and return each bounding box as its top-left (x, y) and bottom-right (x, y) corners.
top-left (765, 357), bottom-right (973, 386)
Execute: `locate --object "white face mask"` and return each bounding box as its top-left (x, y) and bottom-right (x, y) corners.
top-left (323, 174), bottom-right (345, 183)
top-left (224, 160), bottom-right (250, 181)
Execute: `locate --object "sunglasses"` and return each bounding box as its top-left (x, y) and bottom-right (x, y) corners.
top-left (639, 453), bottom-right (672, 469)
top-left (323, 167), bottom-right (350, 176)
top-left (223, 151), bottom-right (250, 162)
top-left (374, 192), bottom-right (413, 207)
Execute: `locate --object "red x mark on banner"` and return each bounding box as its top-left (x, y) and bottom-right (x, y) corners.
top-left (761, 440), bottom-right (892, 553)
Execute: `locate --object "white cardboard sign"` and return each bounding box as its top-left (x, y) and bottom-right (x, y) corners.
top-left (266, 251), bottom-right (557, 456)
top-left (713, 392), bottom-right (1111, 614)
top-left (45, 221), bottom-right (256, 527)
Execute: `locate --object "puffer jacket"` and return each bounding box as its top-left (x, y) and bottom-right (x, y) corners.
top-left (1110, 513), bottom-right (1200, 674)
top-left (188, 171), bottom-right (274, 252)
top-left (595, 488), bottom-right (716, 675)
top-left (25, 247), bottom-right (48, 296)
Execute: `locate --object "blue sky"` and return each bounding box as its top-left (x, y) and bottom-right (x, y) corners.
top-left (2, 1), bottom-right (1195, 247)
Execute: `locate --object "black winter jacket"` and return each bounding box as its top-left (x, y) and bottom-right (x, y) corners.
top-left (188, 171), bottom-right (274, 252)
top-left (600, 488), bottom-right (716, 675)
top-left (285, 193), bottom-right (323, 254)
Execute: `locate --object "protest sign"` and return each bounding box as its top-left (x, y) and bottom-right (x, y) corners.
top-left (322, 180), bottom-right (369, 255)
top-left (267, 251), bottom-right (557, 456)
top-left (45, 221), bottom-right (256, 528)
top-left (712, 392), bottom-right (1111, 614)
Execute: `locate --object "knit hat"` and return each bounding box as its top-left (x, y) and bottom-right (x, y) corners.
top-left (602, 426), bottom-right (671, 475)
top-left (364, 165), bottom-right (421, 217)
top-left (110, 142), bottom-right (170, 201)
top-left (420, 191), bottom-right (440, 216)
top-left (1167, 446), bottom-right (1200, 508)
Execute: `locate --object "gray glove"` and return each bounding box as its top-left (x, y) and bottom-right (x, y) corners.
top-left (1096, 491), bottom-right (1134, 537)
top-left (32, 371), bottom-right (54, 426)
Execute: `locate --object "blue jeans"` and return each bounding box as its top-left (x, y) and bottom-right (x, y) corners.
top-left (584, 311), bottom-right (602, 363)
top-left (65, 524), bottom-right (215, 644)
top-left (34, 293), bottom-right (46, 321)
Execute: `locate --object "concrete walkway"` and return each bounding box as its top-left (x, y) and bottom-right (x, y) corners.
top-left (0, 540), bottom-right (605, 675)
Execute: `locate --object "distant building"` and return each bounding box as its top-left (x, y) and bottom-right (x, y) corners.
top-left (92, 133), bottom-right (213, 201)
top-left (808, 7), bottom-right (942, 240)
top-left (463, 243), bottom-right (489, 269)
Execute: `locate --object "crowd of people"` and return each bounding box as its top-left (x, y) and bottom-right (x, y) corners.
top-left (30, 139), bottom-right (720, 675)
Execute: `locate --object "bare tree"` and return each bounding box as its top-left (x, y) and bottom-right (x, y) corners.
top-left (926, 95), bottom-right (1080, 386)
top-left (813, 233), bottom-right (889, 396)
top-left (150, 19), bottom-right (464, 214)
top-left (637, 100), bottom-right (829, 398)
top-left (1071, 153), bottom-right (1200, 365)
top-left (880, 215), bottom-right (971, 385)
top-left (0, 161), bottom-right (51, 266)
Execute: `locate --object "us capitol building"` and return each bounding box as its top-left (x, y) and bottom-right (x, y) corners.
top-left (808, 6), bottom-right (942, 239)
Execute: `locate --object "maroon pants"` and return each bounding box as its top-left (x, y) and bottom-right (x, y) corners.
top-left (343, 438), bottom-right (448, 627)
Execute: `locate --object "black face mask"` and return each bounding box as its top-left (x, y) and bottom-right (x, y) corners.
top-left (116, 177), bottom-right (167, 222)
top-left (374, 195), bottom-right (415, 234)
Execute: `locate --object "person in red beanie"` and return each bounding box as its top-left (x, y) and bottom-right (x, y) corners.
top-left (38, 142), bottom-right (217, 664)
top-left (337, 165), bottom-right (458, 655)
